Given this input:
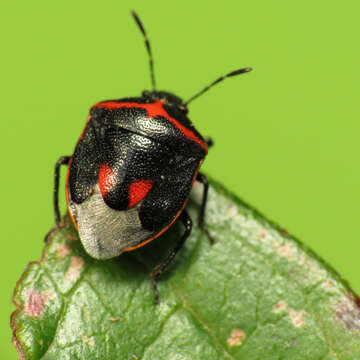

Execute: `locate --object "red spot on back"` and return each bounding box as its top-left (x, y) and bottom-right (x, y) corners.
top-left (128, 179), bottom-right (153, 208)
top-left (92, 100), bottom-right (207, 152)
top-left (99, 163), bottom-right (115, 198)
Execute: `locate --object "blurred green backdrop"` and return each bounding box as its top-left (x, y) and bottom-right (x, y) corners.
top-left (1, 0), bottom-right (360, 358)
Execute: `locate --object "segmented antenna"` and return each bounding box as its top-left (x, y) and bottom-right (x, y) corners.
top-left (184, 67), bottom-right (253, 106)
top-left (131, 10), bottom-right (156, 91)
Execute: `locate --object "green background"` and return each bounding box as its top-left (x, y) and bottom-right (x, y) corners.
top-left (1, 0), bottom-right (360, 358)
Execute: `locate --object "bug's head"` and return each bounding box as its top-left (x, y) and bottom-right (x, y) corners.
top-left (132, 10), bottom-right (252, 112)
top-left (142, 90), bottom-right (188, 113)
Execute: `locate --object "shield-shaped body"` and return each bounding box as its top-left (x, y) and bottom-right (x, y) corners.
top-left (65, 95), bottom-right (208, 259)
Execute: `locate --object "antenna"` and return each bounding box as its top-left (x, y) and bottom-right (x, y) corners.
top-left (131, 10), bottom-right (156, 91)
top-left (184, 67), bottom-right (253, 106)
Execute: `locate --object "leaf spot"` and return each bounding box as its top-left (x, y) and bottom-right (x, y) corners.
top-left (66, 232), bottom-right (78, 242)
top-left (66, 256), bottom-right (84, 280)
top-left (289, 308), bottom-right (306, 327)
top-left (25, 290), bottom-right (52, 318)
top-left (257, 229), bottom-right (268, 241)
top-left (274, 243), bottom-right (294, 262)
top-left (108, 316), bottom-right (121, 322)
top-left (82, 335), bottom-right (94, 346)
top-left (273, 300), bottom-right (288, 313)
top-left (273, 301), bottom-right (306, 327)
top-left (355, 296), bottom-right (360, 308)
top-left (335, 295), bottom-right (360, 331)
top-left (227, 328), bottom-right (246, 347)
top-left (57, 244), bottom-right (70, 257)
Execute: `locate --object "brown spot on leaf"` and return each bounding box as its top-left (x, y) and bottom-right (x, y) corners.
top-left (227, 328), bottom-right (246, 347)
top-left (82, 335), bottom-right (94, 346)
top-left (273, 300), bottom-right (306, 327)
top-left (108, 316), bottom-right (121, 322)
top-left (273, 300), bottom-right (288, 313)
top-left (289, 308), bottom-right (306, 327)
top-left (66, 232), bottom-right (78, 242)
top-left (335, 294), bottom-right (360, 331)
top-left (355, 296), bottom-right (360, 309)
top-left (25, 290), bottom-right (51, 318)
top-left (66, 256), bottom-right (84, 280)
top-left (274, 243), bottom-right (294, 262)
top-left (347, 292), bottom-right (360, 310)
top-left (57, 244), bottom-right (70, 257)
top-left (258, 229), bottom-right (268, 241)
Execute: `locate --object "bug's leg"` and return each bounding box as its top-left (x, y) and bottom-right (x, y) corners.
top-left (196, 172), bottom-right (214, 244)
top-left (205, 137), bottom-right (214, 148)
top-left (54, 156), bottom-right (71, 226)
top-left (151, 210), bottom-right (192, 304)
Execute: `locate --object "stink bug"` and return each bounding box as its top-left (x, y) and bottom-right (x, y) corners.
top-left (54, 11), bottom-right (252, 303)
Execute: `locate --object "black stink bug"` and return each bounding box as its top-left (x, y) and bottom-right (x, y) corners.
top-left (54, 11), bottom-right (252, 303)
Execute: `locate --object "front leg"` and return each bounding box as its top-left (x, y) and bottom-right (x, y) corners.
top-left (54, 156), bottom-right (71, 225)
top-left (196, 172), bottom-right (214, 244)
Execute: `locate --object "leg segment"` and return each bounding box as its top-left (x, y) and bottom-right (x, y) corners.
top-left (196, 173), bottom-right (214, 244)
top-left (54, 156), bottom-right (71, 225)
top-left (151, 210), bottom-right (192, 304)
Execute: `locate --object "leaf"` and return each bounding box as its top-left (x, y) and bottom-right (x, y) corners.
top-left (11, 178), bottom-right (360, 359)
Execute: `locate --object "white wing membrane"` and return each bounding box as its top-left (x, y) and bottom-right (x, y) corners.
top-left (69, 184), bottom-right (152, 259)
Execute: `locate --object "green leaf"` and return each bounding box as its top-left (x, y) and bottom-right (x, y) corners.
top-left (11, 178), bottom-right (360, 359)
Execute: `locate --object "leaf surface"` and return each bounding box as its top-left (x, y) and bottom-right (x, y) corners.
top-left (11, 179), bottom-right (360, 359)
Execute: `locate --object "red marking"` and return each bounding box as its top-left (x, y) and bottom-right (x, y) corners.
top-left (92, 100), bottom-right (208, 152)
top-left (123, 164), bottom-right (202, 252)
top-left (128, 179), bottom-right (153, 208)
top-left (99, 163), bottom-right (116, 198)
